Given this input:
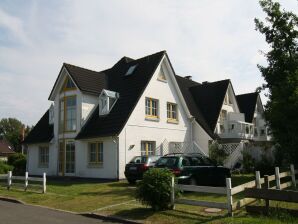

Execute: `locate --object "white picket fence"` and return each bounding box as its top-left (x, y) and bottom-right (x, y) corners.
top-left (0, 171), bottom-right (46, 193)
top-left (171, 164), bottom-right (297, 216)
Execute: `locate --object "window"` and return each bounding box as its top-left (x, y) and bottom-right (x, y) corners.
top-left (39, 146), bottom-right (49, 167)
top-left (65, 96), bottom-right (76, 131)
top-left (157, 66), bottom-right (167, 81)
top-left (59, 96), bottom-right (77, 132)
top-left (167, 102), bottom-right (178, 122)
top-left (88, 142), bottom-right (103, 165)
top-left (125, 64), bottom-right (138, 76)
top-left (63, 77), bottom-right (76, 91)
top-left (141, 141), bottom-right (155, 156)
top-left (219, 110), bottom-right (227, 123)
top-left (99, 89), bottom-right (119, 116)
top-left (145, 98), bottom-right (158, 118)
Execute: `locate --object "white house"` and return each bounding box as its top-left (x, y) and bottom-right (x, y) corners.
top-left (24, 51), bottom-right (270, 179)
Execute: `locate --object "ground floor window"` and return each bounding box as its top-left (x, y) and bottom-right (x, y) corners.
top-left (141, 141), bottom-right (156, 156)
top-left (88, 142), bottom-right (103, 166)
top-left (39, 146), bottom-right (49, 167)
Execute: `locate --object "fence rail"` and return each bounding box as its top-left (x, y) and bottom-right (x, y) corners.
top-left (0, 171), bottom-right (46, 193)
top-left (171, 164), bottom-right (297, 216)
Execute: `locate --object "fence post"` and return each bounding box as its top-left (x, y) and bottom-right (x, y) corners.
top-left (24, 172), bottom-right (28, 191)
top-left (170, 176), bottom-right (175, 209)
top-left (7, 171), bottom-right (12, 190)
top-left (275, 167), bottom-right (281, 190)
top-left (42, 173), bottom-right (46, 194)
top-left (264, 175), bottom-right (269, 215)
top-left (226, 178), bottom-right (233, 217)
top-left (290, 164), bottom-right (296, 189)
top-left (255, 171), bottom-right (261, 189)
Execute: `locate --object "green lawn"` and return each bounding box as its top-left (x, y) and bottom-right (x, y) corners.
top-left (0, 175), bottom-right (297, 224)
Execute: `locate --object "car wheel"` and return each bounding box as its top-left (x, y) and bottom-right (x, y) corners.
top-left (190, 177), bottom-right (197, 186)
top-left (127, 179), bottom-right (136, 184)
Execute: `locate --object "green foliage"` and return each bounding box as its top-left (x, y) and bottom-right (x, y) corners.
top-left (135, 168), bottom-right (176, 211)
top-left (0, 161), bottom-right (13, 174)
top-left (255, 154), bottom-right (275, 175)
top-left (0, 118), bottom-right (32, 152)
top-left (209, 141), bottom-right (228, 166)
top-left (7, 153), bottom-right (26, 175)
top-left (255, 0), bottom-right (298, 165)
top-left (241, 150), bottom-right (256, 173)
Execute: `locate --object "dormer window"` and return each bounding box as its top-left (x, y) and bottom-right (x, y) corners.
top-left (99, 89), bottom-right (119, 116)
top-left (125, 64), bottom-right (138, 76)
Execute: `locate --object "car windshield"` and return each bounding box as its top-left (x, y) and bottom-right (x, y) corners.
top-left (155, 157), bottom-right (179, 168)
top-left (129, 156), bottom-right (148, 164)
top-left (189, 156), bottom-right (213, 166)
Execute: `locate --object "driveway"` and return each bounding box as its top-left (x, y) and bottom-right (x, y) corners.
top-left (0, 200), bottom-right (118, 224)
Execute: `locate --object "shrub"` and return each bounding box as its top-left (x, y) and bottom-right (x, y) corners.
top-left (7, 153), bottom-right (26, 175)
top-left (241, 150), bottom-right (256, 173)
top-left (136, 168), bottom-right (176, 211)
top-left (0, 161), bottom-right (13, 174)
top-left (255, 154), bottom-right (275, 175)
top-left (209, 141), bottom-right (229, 166)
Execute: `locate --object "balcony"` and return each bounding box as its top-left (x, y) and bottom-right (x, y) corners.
top-left (218, 120), bottom-right (254, 139)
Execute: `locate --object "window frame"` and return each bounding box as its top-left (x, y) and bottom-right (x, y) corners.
top-left (88, 142), bottom-right (104, 167)
top-left (62, 76), bottom-right (76, 91)
top-left (39, 146), bottom-right (49, 168)
top-left (141, 141), bottom-right (156, 156)
top-left (145, 97), bottom-right (159, 119)
top-left (59, 95), bottom-right (77, 133)
top-left (167, 102), bottom-right (178, 123)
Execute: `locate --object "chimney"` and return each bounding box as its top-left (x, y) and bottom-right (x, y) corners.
top-left (184, 76), bottom-right (192, 80)
top-left (20, 125), bottom-right (25, 142)
top-left (202, 81), bottom-right (209, 84)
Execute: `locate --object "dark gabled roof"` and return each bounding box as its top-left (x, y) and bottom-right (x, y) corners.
top-left (0, 140), bottom-right (14, 156)
top-left (76, 51), bottom-right (166, 139)
top-left (189, 79), bottom-right (230, 132)
top-left (23, 110), bottom-right (53, 144)
top-left (236, 92), bottom-right (258, 123)
top-left (63, 64), bottom-right (108, 96)
top-left (175, 76), bottom-right (215, 138)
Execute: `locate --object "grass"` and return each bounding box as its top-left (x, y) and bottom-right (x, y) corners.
top-left (0, 174), bottom-right (297, 224)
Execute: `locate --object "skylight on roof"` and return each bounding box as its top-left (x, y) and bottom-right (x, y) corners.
top-left (125, 64), bottom-right (138, 76)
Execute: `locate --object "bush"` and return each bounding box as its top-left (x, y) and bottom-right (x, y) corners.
top-left (0, 161), bottom-right (13, 174)
top-left (7, 153), bottom-right (26, 175)
top-left (209, 141), bottom-right (229, 166)
top-left (136, 168), bottom-right (176, 211)
top-left (241, 150), bottom-right (256, 173)
top-left (255, 154), bottom-right (275, 175)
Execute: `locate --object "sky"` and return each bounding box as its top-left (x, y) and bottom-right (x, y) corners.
top-left (0, 0), bottom-right (297, 125)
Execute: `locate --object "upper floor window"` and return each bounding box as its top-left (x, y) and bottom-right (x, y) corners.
top-left (63, 77), bottom-right (76, 91)
top-left (99, 89), bottom-right (119, 116)
top-left (145, 98), bottom-right (159, 118)
top-left (59, 96), bottom-right (77, 132)
top-left (167, 102), bottom-right (178, 122)
top-left (224, 92), bottom-right (232, 105)
top-left (157, 66), bottom-right (167, 81)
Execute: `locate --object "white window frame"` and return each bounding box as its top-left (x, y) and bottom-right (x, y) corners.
top-left (39, 146), bottom-right (49, 168)
top-left (88, 142), bottom-right (104, 166)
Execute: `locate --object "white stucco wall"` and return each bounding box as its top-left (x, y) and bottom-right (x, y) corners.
top-left (27, 143), bottom-right (57, 176)
top-left (192, 122), bottom-right (212, 156)
top-left (75, 138), bottom-right (118, 179)
top-left (118, 57), bottom-right (192, 178)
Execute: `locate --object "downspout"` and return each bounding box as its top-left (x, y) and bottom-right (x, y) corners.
top-left (189, 116), bottom-right (195, 145)
top-left (112, 136), bottom-right (119, 180)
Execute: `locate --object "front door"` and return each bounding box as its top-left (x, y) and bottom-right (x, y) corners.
top-left (58, 140), bottom-right (75, 176)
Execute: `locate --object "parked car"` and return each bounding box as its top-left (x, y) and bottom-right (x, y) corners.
top-left (124, 155), bottom-right (160, 184)
top-left (155, 153), bottom-right (231, 186)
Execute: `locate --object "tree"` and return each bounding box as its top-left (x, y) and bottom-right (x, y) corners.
top-left (0, 118), bottom-right (31, 152)
top-left (255, 0), bottom-right (298, 165)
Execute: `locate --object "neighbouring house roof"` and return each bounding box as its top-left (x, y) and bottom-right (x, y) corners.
top-left (175, 75), bottom-right (215, 138)
top-left (23, 110), bottom-right (53, 144)
top-left (190, 80), bottom-right (230, 132)
top-left (76, 51), bottom-right (166, 139)
top-left (0, 140), bottom-right (14, 156)
top-left (236, 92), bottom-right (259, 123)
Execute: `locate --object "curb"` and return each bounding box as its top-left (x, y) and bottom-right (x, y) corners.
top-left (81, 213), bottom-right (143, 224)
top-left (0, 197), bottom-right (142, 224)
top-left (0, 196), bottom-right (24, 204)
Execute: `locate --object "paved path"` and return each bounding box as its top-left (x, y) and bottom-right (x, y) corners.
top-left (0, 200), bottom-right (118, 224)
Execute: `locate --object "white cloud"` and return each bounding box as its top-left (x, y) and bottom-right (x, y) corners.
top-left (0, 0), bottom-right (297, 125)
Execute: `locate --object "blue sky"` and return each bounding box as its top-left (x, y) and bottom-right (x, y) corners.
top-left (0, 0), bottom-right (297, 125)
